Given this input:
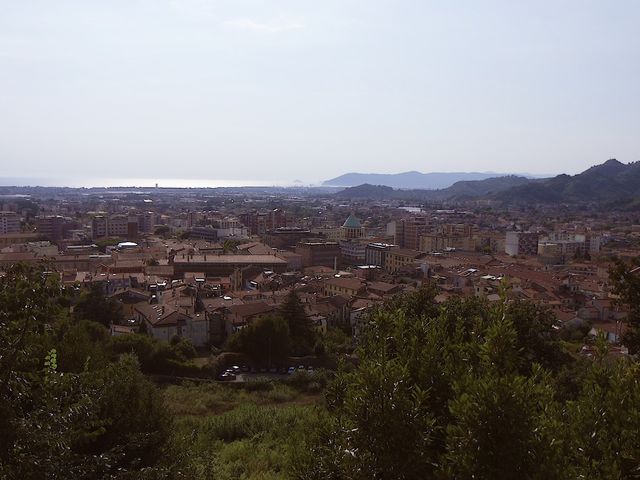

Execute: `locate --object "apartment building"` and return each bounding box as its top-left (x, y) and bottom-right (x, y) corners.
top-left (0, 211), bottom-right (20, 234)
top-left (35, 215), bottom-right (65, 242)
top-left (390, 217), bottom-right (430, 250)
top-left (364, 242), bottom-right (398, 267)
top-left (91, 215), bottom-right (139, 239)
top-left (384, 248), bottom-right (426, 273)
top-left (239, 209), bottom-right (286, 235)
top-left (296, 241), bottom-right (341, 268)
top-left (505, 232), bottom-right (539, 256)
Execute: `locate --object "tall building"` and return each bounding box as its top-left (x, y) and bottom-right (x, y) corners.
top-left (263, 227), bottom-right (313, 249)
top-left (91, 215), bottom-right (139, 240)
top-left (0, 211), bottom-right (20, 234)
top-left (295, 241), bottom-right (341, 268)
top-left (239, 209), bottom-right (286, 235)
top-left (341, 214), bottom-right (365, 240)
top-left (364, 242), bottom-right (398, 267)
top-left (35, 215), bottom-right (65, 242)
top-left (505, 232), bottom-right (539, 256)
top-left (389, 217), bottom-right (430, 250)
top-left (340, 238), bottom-right (368, 265)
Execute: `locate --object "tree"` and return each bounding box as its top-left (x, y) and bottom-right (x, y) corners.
top-left (0, 263), bottom-right (172, 478)
top-left (222, 239), bottom-right (239, 253)
top-left (301, 287), bottom-right (573, 479)
top-left (95, 237), bottom-right (121, 253)
top-left (445, 317), bottom-right (565, 479)
top-left (227, 314), bottom-right (291, 366)
top-left (74, 283), bottom-right (124, 328)
top-left (153, 225), bottom-right (170, 237)
top-left (279, 290), bottom-right (315, 355)
top-left (565, 362), bottom-right (640, 478)
top-left (385, 282), bottom-right (440, 319)
top-left (56, 319), bottom-right (110, 372)
top-left (77, 355), bottom-right (172, 472)
top-left (609, 258), bottom-right (640, 353)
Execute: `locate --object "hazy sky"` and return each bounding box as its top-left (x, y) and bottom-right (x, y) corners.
top-left (1, 0), bottom-right (639, 186)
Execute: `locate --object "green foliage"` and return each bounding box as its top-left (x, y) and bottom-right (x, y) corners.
top-left (564, 362), bottom-right (640, 478)
top-left (168, 403), bottom-right (322, 480)
top-left (285, 369), bottom-right (332, 393)
top-left (446, 367), bottom-right (564, 480)
top-left (279, 290), bottom-right (317, 355)
top-left (6, 262), bottom-right (640, 478)
top-left (301, 286), bottom-right (640, 479)
top-left (226, 314), bottom-right (292, 366)
top-left (163, 381), bottom-right (301, 417)
top-left (322, 326), bottom-right (353, 355)
top-left (74, 283), bottom-right (124, 328)
top-left (95, 237), bottom-right (121, 253)
top-left (153, 225), bottom-right (170, 237)
top-left (384, 282), bottom-right (440, 319)
top-left (0, 263), bottom-right (171, 479)
top-left (609, 257), bottom-right (640, 353)
top-left (56, 319), bottom-right (110, 372)
top-left (222, 239), bottom-right (240, 253)
top-left (78, 354), bottom-right (172, 470)
top-left (109, 333), bottom-right (205, 376)
top-left (170, 335), bottom-right (198, 359)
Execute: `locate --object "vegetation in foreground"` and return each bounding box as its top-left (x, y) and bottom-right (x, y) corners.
top-left (159, 373), bottom-right (329, 479)
top-left (3, 261), bottom-right (640, 479)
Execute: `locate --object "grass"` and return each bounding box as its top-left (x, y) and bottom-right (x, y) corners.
top-left (161, 380), bottom-right (325, 479)
top-left (163, 380), bottom-right (311, 416)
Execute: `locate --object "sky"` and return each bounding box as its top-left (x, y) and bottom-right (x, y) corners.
top-left (1, 0), bottom-right (639, 187)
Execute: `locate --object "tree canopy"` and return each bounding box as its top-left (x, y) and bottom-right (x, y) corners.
top-left (226, 314), bottom-right (292, 366)
top-left (0, 263), bottom-right (171, 479)
top-left (300, 284), bottom-right (640, 479)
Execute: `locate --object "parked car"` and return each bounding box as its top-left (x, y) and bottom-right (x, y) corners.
top-left (218, 371), bottom-right (236, 381)
top-left (287, 366), bottom-right (296, 374)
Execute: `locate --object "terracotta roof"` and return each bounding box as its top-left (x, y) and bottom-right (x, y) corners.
top-left (173, 254), bottom-right (286, 265)
top-left (325, 277), bottom-right (365, 291)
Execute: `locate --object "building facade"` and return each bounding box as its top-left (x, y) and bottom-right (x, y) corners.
top-left (0, 211), bottom-right (20, 234)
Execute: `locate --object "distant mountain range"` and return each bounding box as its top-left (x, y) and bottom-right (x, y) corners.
top-left (335, 159), bottom-right (640, 205)
top-left (335, 176), bottom-right (531, 201)
top-left (495, 159), bottom-right (640, 204)
top-left (323, 171), bottom-right (524, 189)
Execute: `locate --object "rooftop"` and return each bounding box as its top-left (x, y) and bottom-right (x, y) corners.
top-left (343, 214), bottom-right (362, 229)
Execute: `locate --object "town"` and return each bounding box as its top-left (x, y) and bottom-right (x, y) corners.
top-left (1, 181), bottom-right (635, 366)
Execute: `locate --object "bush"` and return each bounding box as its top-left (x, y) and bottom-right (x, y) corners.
top-left (242, 377), bottom-right (274, 392)
top-left (109, 334), bottom-right (209, 376)
top-left (284, 369), bottom-right (331, 393)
